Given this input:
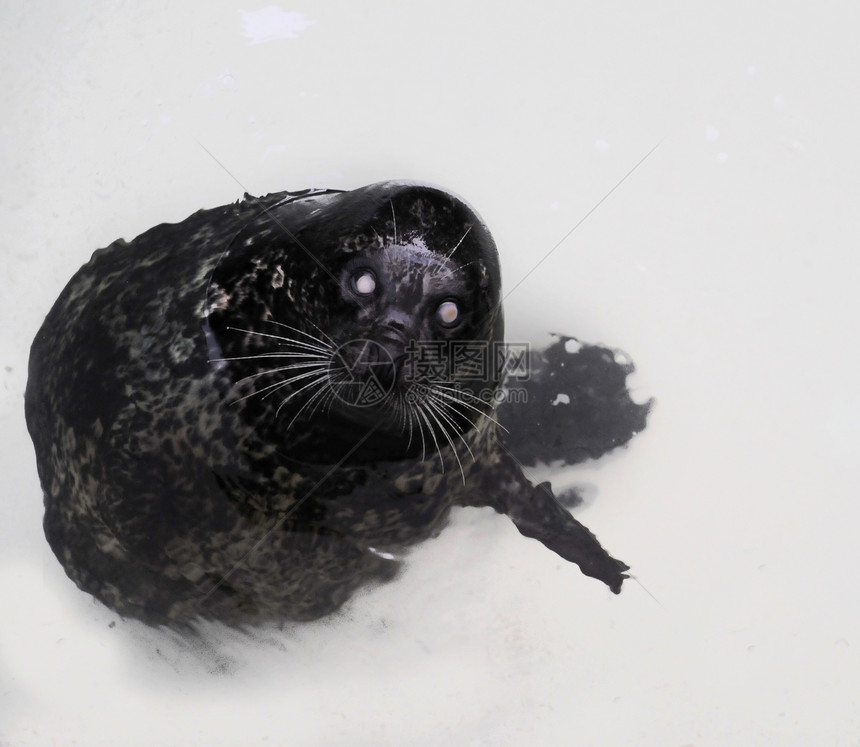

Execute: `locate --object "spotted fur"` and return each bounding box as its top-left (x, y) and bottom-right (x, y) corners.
top-left (25, 182), bottom-right (630, 626)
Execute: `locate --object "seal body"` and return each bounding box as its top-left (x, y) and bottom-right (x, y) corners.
top-left (25, 181), bottom-right (633, 626)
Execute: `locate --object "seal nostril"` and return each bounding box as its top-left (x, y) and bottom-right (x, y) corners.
top-left (380, 310), bottom-right (414, 339)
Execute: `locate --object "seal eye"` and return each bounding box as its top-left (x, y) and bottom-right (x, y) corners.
top-left (350, 270), bottom-right (377, 296)
top-left (436, 300), bottom-right (460, 327)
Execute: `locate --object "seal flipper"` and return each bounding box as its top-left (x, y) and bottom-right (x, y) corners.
top-left (497, 335), bottom-right (652, 468)
top-left (503, 480), bottom-right (629, 593)
top-left (460, 454), bottom-right (628, 593)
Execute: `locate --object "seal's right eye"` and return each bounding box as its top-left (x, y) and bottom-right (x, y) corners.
top-left (350, 270), bottom-right (377, 296)
top-left (435, 299), bottom-right (460, 327)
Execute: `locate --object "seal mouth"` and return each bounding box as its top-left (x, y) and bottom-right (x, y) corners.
top-left (377, 331), bottom-right (408, 350)
top-left (327, 338), bottom-right (400, 409)
top-left (215, 317), bottom-right (496, 470)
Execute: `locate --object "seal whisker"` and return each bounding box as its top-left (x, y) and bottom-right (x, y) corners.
top-left (425, 384), bottom-right (477, 416)
top-left (424, 391), bottom-right (477, 463)
top-left (215, 353), bottom-right (330, 364)
top-left (225, 326), bottom-right (333, 356)
top-left (279, 378), bottom-right (340, 430)
top-left (428, 262), bottom-right (457, 282)
top-left (421, 397), bottom-right (471, 483)
top-left (326, 370), bottom-right (367, 405)
top-left (277, 373), bottom-right (333, 422)
top-left (414, 403), bottom-right (428, 463)
top-left (444, 224), bottom-right (472, 260)
top-left (264, 319), bottom-right (339, 351)
top-left (419, 397), bottom-right (466, 482)
top-left (304, 320), bottom-right (341, 350)
top-left (306, 374), bottom-right (347, 420)
top-left (429, 384), bottom-right (508, 433)
top-left (414, 401), bottom-right (444, 472)
top-left (448, 259), bottom-right (479, 272)
top-left (403, 396), bottom-right (426, 462)
top-left (231, 369), bottom-right (329, 408)
top-left (322, 387), bottom-right (345, 417)
top-left (231, 362), bottom-right (329, 392)
top-left (260, 369), bottom-right (330, 402)
top-left (395, 391), bottom-right (414, 438)
top-left (434, 395), bottom-right (492, 436)
top-left (306, 383), bottom-right (338, 419)
top-left (268, 336), bottom-right (335, 356)
top-left (397, 393), bottom-right (415, 450)
top-left (270, 338), bottom-right (333, 356)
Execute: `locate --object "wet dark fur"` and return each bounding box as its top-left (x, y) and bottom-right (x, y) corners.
top-left (25, 181), bottom-right (649, 626)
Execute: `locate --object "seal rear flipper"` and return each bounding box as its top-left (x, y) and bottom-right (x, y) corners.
top-left (497, 335), bottom-right (652, 468)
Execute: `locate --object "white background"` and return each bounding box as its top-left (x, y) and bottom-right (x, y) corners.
top-left (2, 1), bottom-right (859, 745)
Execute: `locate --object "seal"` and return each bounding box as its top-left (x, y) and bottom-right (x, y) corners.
top-left (25, 181), bottom-right (643, 626)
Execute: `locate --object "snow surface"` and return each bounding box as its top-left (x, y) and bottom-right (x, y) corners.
top-left (2, 1), bottom-right (859, 744)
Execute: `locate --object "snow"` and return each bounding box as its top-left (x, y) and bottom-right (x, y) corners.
top-left (2, 1), bottom-right (859, 744)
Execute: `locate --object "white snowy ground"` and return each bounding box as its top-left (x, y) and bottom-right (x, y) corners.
top-left (2, 2), bottom-right (859, 745)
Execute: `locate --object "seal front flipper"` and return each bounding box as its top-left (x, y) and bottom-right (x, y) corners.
top-left (461, 458), bottom-right (629, 593)
top-left (505, 480), bottom-right (629, 593)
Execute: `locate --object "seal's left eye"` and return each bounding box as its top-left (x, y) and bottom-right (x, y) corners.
top-left (351, 270), bottom-right (377, 296)
top-left (436, 300), bottom-right (460, 327)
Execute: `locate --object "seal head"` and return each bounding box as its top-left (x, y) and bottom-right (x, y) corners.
top-left (206, 182), bottom-right (504, 464)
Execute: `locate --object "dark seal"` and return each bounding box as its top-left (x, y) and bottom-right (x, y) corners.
top-left (25, 181), bottom-right (647, 626)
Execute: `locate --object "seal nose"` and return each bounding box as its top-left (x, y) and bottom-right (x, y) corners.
top-left (378, 309), bottom-right (418, 346)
